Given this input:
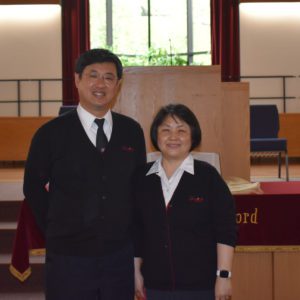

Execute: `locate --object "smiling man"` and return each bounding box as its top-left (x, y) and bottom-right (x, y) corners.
top-left (23, 49), bottom-right (146, 300)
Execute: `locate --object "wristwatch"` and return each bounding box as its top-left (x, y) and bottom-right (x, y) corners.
top-left (216, 270), bottom-right (232, 278)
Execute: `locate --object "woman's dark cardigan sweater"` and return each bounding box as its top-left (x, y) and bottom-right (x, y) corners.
top-left (134, 160), bottom-right (237, 290)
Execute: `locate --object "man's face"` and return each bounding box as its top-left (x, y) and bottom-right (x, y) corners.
top-left (75, 62), bottom-right (120, 117)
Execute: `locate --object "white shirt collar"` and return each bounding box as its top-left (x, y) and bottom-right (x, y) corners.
top-left (77, 104), bottom-right (112, 130)
top-left (77, 104), bottom-right (113, 142)
top-left (146, 153), bottom-right (194, 176)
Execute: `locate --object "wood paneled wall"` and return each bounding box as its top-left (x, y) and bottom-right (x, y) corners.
top-left (0, 66), bottom-right (250, 180)
top-left (0, 117), bottom-right (52, 161)
top-left (279, 113), bottom-right (300, 157)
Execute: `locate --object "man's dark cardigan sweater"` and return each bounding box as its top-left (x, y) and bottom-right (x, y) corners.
top-left (134, 160), bottom-right (237, 290)
top-left (24, 109), bottom-right (146, 256)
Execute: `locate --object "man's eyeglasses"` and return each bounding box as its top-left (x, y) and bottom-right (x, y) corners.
top-left (84, 71), bottom-right (118, 86)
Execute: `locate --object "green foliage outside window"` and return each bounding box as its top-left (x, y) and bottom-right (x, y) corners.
top-left (119, 47), bottom-right (187, 66)
top-left (89, 1), bottom-right (211, 67)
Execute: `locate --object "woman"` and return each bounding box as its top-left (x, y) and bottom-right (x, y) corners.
top-left (134, 104), bottom-right (237, 300)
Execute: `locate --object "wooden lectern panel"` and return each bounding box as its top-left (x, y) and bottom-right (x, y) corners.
top-left (232, 252), bottom-right (273, 300)
top-left (115, 65), bottom-right (250, 180)
top-left (274, 252), bottom-right (300, 300)
top-left (221, 82), bottom-right (250, 180)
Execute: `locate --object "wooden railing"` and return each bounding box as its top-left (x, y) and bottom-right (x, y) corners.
top-left (241, 75), bottom-right (297, 113)
top-left (0, 78), bottom-right (63, 116)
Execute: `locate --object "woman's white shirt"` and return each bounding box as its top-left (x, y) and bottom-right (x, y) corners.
top-left (146, 154), bottom-right (194, 207)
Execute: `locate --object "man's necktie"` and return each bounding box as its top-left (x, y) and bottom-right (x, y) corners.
top-left (94, 118), bottom-right (108, 153)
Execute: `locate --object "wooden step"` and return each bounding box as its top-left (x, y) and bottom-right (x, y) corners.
top-left (0, 223), bottom-right (17, 253)
top-left (0, 201), bottom-right (22, 222)
top-left (0, 293), bottom-right (44, 299)
top-left (0, 173), bottom-right (44, 297)
top-left (0, 181), bottom-right (23, 201)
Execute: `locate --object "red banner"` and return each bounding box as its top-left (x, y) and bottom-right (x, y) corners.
top-left (235, 182), bottom-right (300, 249)
top-left (9, 200), bottom-right (45, 282)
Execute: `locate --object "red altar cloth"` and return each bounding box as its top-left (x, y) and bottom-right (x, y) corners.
top-left (259, 181), bottom-right (300, 194)
top-left (9, 181), bottom-right (300, 282)
top-left (235, 181), bottom-right (300, 248)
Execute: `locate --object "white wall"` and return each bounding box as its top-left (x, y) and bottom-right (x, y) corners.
top-left (0, 4), bottom-right (62, 116)
top-left (1, 3), bottom-right (300, 116)
top-left (240, 3), bottom-right (300, 113)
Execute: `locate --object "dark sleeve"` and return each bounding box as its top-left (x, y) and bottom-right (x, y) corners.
top-left (209, 168), bottom-right (237, 247)
top-left (23, 126), bottom-right (51, 234)
top-left (132, 167), bottom-right (146, 258)
top-left (135, 124), bottom-right (147, 167)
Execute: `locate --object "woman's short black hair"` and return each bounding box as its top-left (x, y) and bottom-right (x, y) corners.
top-left (75, 48), bottom-right (123, 79)
top-left (150, 103), bottom-right (201, 151)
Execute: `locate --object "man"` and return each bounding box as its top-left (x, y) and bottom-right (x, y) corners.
top-left (23, 49), bottom-right (146, 299)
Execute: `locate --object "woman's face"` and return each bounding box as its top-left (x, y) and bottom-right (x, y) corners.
top-left (157, 114), bottom-right (192, 161)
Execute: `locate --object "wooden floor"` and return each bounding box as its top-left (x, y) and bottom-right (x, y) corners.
top-left (250, 158), bottom-right (300, 181)
top-left (0, 168), bottom-right (24, 182)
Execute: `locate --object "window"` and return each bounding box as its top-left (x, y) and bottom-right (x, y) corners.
top-left (89, 0), bottom-right (211, 66)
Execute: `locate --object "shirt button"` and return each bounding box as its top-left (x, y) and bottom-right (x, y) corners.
top-left (101, 195), bottom-right (107, 200)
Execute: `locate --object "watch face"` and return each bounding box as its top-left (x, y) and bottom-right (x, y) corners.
top-left (220, 270), bottom-right (230, 278)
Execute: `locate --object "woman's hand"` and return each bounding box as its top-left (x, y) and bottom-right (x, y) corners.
top-left (215, 277), bottom-right (232, 300)
top-left (134, 257), bottom-right (145, 299)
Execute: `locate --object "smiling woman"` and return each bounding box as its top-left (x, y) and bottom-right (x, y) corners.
top-left (134, 104), bottom-right (237, 300)
top-left (157, 115), bottom-right (192, 168)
